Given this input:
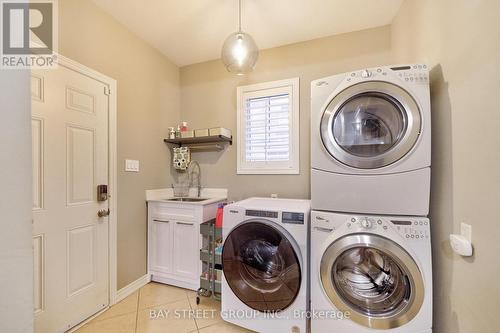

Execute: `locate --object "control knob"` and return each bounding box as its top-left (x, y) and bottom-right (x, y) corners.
top-left (361, 69), bottom-right (372, 78)
top-left (361, 218), bottom-right (373, 229)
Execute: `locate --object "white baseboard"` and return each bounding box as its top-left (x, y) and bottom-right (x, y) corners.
top-left (115, 273), bottom-right (151, 303)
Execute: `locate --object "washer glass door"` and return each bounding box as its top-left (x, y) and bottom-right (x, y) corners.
top-left (321, 81), bottom-right (421, 168)
top-left (222, 220), bottom-right (301, 312)
top-left (320, 234), bottom-right (425, 329)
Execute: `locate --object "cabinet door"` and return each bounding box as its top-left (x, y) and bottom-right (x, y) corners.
top-left (173, 221), bottom-right (198, 280)
top-left (150, 218), bottom-right (173, 273)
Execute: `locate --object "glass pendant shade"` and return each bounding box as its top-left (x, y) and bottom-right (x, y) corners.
top-left (221, 31), bottom-right (259, 75)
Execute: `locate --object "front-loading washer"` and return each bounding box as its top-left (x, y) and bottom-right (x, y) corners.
top-left (221, 198), bottom-right (310, 333)
top-left (311, 64), bottom-right (431, 216)
top-left (310, 210), bottom-right (432, 333)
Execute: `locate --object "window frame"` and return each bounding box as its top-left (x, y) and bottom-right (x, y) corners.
top-left (237, 77), bottom-right (300, 175)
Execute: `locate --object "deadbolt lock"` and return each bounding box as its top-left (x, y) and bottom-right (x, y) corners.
top-left (97, 209), bottom-right (110, 218)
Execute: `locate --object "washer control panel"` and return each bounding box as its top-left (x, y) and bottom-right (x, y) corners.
top-left (312, 213), bottom-right (430, 241)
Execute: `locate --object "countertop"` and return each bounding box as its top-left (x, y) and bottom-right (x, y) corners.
top-left (145, 187), bottom-right (228, 206)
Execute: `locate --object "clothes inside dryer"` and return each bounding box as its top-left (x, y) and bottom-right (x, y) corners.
top-left (222, 221), bottom-right (301, 312)
top-left (333, 93), bottom-right (407, 157)
top-left (332, 246), bottom-right (410, 316)
top-left (320, 233), bottom-right (425, 329)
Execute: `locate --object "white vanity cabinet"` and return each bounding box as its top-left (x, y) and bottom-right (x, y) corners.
top-left (146, 189), bottom-right (227, 290)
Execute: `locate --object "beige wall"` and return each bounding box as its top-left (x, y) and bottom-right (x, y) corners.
top-left (59, 0), bottom-right (180, 289)
top-left (392, 1), bottom-right (500, 332)
top-left (180, 26), bottom-right (393, 201)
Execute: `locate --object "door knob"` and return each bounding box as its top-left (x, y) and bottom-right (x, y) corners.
top-left (97, 209), bottom-right (110, 218)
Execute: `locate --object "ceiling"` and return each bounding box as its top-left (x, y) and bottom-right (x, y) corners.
top-left (92, 0), bottom-right (404, 67)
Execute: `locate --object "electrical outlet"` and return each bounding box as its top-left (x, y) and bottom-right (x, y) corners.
top-left (460, 222), bottom-right (472, 242)
top-left (125, 159), bottom-right (140, 172)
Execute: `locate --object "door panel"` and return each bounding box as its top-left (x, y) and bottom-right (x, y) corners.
top-left (32, 118), bottom-right (44, 210)
top-left (151, 219), bottom-right (173, 273)
top-left (33, 235), bottom-right (45, 314)
top-left (173, 221), bottom-right (198, 279)
top-left (32, 64), bottom-right (109, 333)
top-left (67, 225), bottom-right (96, 296)
top-left (66, 125), bottom-right (95, 205)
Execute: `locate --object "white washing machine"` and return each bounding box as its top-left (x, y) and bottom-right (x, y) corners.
top-left (221, 198), bottom-right (310, 333)
top-left (311, 64), bottom-right (431, 216)
top-left (310, 210), bottom-right (432, 333)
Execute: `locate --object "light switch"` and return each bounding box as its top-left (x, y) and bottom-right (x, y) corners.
top-left (125, 159), bottom-right (140, 172)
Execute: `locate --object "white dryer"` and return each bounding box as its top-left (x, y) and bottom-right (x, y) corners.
top-left (221, 198), bottom-right (310, 333)
top-left (311, 64), bottom-right (431, 216)
top-left (310, 210), bottom-right (432, 333)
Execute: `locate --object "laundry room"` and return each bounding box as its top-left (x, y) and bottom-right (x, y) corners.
top-left (1, 0), bottom-right (499, 333)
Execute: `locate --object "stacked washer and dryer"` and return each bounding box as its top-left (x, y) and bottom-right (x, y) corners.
top-left (310, 65), bottom-right (433, 333)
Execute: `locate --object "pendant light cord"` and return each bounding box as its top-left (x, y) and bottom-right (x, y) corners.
top-left (238, 0), bottom-right (242, 32)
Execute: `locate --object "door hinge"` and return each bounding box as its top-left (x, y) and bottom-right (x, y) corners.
top-left (104, 86), bottom-right (111, 95)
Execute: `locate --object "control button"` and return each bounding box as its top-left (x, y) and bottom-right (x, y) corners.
top-left (347, 78), bottom-right (351, 82)
top-left (414, 221), bottom-right (418, 225)
top-left (411, 235), bottom-right (415, 238)
top-left (377, 219), bottom-right (382, 225)
top-left (406, 234), bottom-right (410, 238)
top-left (351, 73), bottom-right (356, 77)
top-left (361, 69), bottom-right (372, 78)
top-left (416, 235), bottom-right (420, 239)
top-left (351, 218), bottom-right (356, 222)
top-left (383, 225), bottom-right (388, 230)
top-left (419, 221), bottom-right (423, 225)
top-left (347, 223), bottom-right (351, 228)
top-left (377, 68), bottom-right (382, 73)
top-left (423, 64), bottom-right (427, 69)
top-left (361, 218), bottom-right (373, 229)
top-left (424, 221), bottom-right (428, 225)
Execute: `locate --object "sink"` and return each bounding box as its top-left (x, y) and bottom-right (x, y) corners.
top-left (164, 197), bottom-right (208, 202)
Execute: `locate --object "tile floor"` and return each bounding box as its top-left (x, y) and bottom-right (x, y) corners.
top-left (75, 282), bottom-right (253, 333)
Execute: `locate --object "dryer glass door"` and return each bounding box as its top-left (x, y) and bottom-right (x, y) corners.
top-left (222, 220), bottom-right (301, 312)
top-left (320, 234), bottom-right (425, 329)
top-left (320, 81), bottom-right (421, 168)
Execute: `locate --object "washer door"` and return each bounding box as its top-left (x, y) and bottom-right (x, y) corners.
top-left (320, 81), bottom-right (421, 169)
top-left (320, 234), bottom-right (425, 329)
top-left (222, 220), bottom-right (302, 312)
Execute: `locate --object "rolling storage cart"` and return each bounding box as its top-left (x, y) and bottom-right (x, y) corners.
top-left (197, 218), bottom-right (222, 304)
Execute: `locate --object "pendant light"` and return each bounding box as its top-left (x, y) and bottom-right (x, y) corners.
top-left (221, 0), bottom-right (259, 75)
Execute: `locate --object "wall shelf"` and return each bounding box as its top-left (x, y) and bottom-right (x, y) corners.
top-left (164, 135), bottom-right (232, 147)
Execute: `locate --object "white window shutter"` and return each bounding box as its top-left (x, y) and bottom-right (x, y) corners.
top-left (237, 78), bottom-right (300, 174)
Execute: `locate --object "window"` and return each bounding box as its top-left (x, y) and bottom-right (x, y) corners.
top-left (237, 78), bottom-right (300, 174)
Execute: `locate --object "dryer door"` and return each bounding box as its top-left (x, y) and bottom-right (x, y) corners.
top-left (222, 220), bottom-right (302, 312)
top-left (320, 81), bottom-right (421, 169)
top-left (320, 233), bottom-right (425, 329)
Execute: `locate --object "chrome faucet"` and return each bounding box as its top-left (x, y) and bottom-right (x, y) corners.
top-left (187, 161), bottom-right (202, 197)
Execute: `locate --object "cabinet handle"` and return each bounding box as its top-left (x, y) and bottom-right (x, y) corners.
top-left (153, 219), bottom-right (170, 223)
top-left (176, 221), bottom-right (194, 226)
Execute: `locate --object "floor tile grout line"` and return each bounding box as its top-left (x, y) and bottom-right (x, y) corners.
top-left (134, 288), bottom-right (141, 333)
top-left (186, 290), bottom-right (201, 332)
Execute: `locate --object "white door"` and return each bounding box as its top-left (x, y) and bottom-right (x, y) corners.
top-left (32, 64), bottom-right (110, 332)
top-left (173, 220), bottom-right (198, 280)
